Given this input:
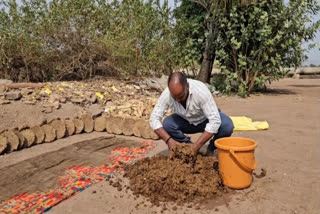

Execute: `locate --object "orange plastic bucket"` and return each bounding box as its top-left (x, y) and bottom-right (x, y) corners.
top-left (215, 137), bottom-right (257, 189)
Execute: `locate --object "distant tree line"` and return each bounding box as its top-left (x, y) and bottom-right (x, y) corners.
top-left (307, 64), bottom-right (320, 67)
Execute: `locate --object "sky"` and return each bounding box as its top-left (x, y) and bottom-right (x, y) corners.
top-left (302, 12), bottom-right (320, 65)
top-left (167, 0), bottom-right (319, 66)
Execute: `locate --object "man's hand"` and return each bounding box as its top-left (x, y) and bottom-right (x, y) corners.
top-left (191, 143), bottom-right (200, 156)
top-left (193, 131), bottom-right (214, 155)
top-left (167, 138), bottom-right (179, 151)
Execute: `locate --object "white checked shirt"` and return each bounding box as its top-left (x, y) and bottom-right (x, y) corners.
top-left (149, 79), bottom-right (221, 134)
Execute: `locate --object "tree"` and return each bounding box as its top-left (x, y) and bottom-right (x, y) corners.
top-left (173, 0), bottom-right (206, 76)
top-left (215, 0), bottom-right (320, 96)
top-left (174, 0), bottom-right (320, 96)
top-left (0, 0), bottom-right (176, 81)
top-left (175, 0), bottom-right (256, 82)
top-left (309, 64), bottom-right (319, 67)
top-left (193, 0), bottom-right (223, 83)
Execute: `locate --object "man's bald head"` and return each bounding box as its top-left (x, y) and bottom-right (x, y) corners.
top-left (168, 72), bottom-right (188, 90)
top-left (168, 72), bottom-right (189, 103)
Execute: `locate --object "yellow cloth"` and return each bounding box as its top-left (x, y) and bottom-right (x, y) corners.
top-left (230, 116), bottom-right (269, 131)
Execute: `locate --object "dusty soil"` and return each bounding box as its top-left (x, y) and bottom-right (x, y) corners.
top-left (123, 144), bottom-right (223, 206)
top-left (0, 78), bottom-right (319, 214)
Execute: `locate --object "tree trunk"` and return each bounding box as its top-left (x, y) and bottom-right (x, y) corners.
top-left (198, 52), bottom-right (215, 83)
top-left (197, 21), bottom-right (215, 83)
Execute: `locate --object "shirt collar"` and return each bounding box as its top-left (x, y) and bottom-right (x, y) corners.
top-left (188, 80), bottom-right (193, 96)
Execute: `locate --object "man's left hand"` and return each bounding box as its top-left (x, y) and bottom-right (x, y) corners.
top-left (191, 143), bottom-right (200, 156)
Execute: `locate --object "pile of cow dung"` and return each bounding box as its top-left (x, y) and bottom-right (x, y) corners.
top-left (123, 144), bottom-right (224, 206)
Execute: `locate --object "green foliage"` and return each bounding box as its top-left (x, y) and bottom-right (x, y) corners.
top-left (309, 63), bottom-right (320, 67)
top-left (0, 0), bottom-right (176, 81)
top-left (214, 0), bottom-right (320, 94)
top-left (0, 0), bottom-right (319, 88)
top-left (172, 0), bottom-right (205, 74)
top-left (174, 0), bottom-right (320, 95)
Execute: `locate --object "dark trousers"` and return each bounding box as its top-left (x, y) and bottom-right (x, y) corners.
top-left (163, 112), bottom-right (234, 151)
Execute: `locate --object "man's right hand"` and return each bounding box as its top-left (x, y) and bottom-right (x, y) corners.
top-left (167, 138), bottom-right (179, 151)
top-left (153, 128), bottom-right (180, 151)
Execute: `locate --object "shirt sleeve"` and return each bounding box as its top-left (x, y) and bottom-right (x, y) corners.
top-left (149, 88), bottom-right (170, 130)
top-left (202, 92), bottom-right (221, 134)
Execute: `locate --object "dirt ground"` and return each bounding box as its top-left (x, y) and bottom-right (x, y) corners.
top-left (0, 78), bottom-right (319, 214)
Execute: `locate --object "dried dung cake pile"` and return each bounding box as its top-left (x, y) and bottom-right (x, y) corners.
top-left (123, 144), bottom-right (224, 206)
top-left (0, 79), bottom-right (163, 120)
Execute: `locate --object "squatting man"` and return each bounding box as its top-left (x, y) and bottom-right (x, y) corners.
top-left (149, 72), bottom-right (234, 156)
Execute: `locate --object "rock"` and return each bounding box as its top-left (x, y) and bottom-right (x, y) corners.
top-left (39, 91), bottom-right (49, 97)
top-left (5, 92), bottom-right (22, 100)
top-left (48, 94), bottom-right (60, 103)
top-left (139, 84), bottom-right (147, 89)
top-left (105, 101), bottom-right (114, 108)
top-left (34, 95), bottom-right (41, 100)
top-left (59, 97), bottom-right (67, 103)
top-left (154, 75), bottom-right (168, 90)
top-left (42, 103), bottom-right (51, 108)
top-left (24, 100), bottom-right (36, 105)
top-left (146, 78), bottom-right (156, 84)
top-left (64, 94), bottom-right (72, 100)
top-left (133, 85), bottom-right (140, 90)
top-left (0, 100), bottom-right (10, 105)
top-left (0, 79), bottom-right (13, 84)
top-left (53, 101), bottom-right (61, 109)
top-left (89, 104), bottom-right (103, 117)
top-left (43, 107), bottom-right (53, 113)
top-left (85, 93), bottom-right (97, 104)
top-left (21, 88), bottom-right (33, 95)
top-left (0, 86), bottom-right (6, 93)
top-left (71, 97), bottom-right (85, 104)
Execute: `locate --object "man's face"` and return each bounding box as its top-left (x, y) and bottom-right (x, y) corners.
top-left (169, 83), bottom-right (189, 104)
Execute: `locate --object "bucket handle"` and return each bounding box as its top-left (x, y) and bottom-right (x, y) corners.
top-left (229, 149), bottom-right (257, 171)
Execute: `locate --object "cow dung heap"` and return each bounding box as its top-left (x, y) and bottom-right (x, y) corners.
top-left (123, 144), bottom-right (224, 206)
